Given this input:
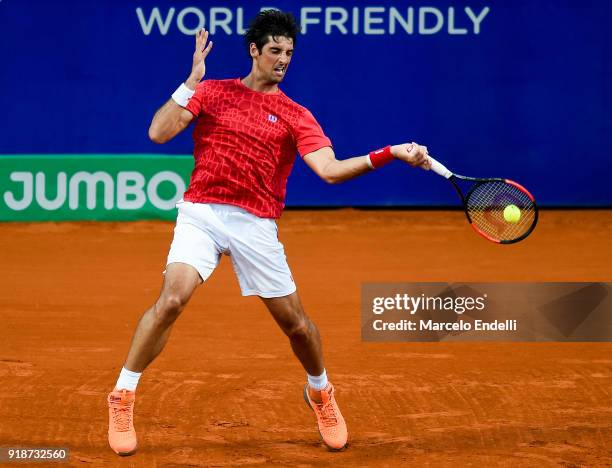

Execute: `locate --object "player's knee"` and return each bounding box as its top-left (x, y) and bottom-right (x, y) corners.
top-left (155, 293), bottom-right (187, 323)
top-left (286, 317), bottom-right (312, 341)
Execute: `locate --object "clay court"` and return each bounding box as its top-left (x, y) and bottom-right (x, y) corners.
top-left (1, 209), bottom-right (611, 467)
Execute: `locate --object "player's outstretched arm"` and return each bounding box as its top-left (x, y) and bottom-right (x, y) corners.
top-left (303, 143), bottom-right (431, 184)
top-left (148, 29), bottom-right (214, 144)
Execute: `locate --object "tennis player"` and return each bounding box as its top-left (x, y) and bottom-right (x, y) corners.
top-left (107, 10), bottom-right (430, 456)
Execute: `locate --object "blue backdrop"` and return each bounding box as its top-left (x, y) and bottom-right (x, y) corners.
top-left (1, 0), bottom-right (610, 206)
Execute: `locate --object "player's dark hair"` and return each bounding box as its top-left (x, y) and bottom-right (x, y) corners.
top-left (244, 9), bottom-right (300, 56)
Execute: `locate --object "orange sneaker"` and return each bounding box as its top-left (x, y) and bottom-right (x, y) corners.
top-left (107, 388), bottom-right (138, 456)
top-left (303, 383), bottom-right (348, 451)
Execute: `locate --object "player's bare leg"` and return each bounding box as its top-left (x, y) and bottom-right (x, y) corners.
top-left (261, 292), bottom-right (324, 376)
top-left (124, 262), bottom-right (201, 372)
top-left (261, 292), bottom-right (349, 450)
top-left (108, 262), bottom-right (201, 457)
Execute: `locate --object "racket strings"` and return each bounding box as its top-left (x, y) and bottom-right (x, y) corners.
top-left (466, 181), bottom-right (536, 242)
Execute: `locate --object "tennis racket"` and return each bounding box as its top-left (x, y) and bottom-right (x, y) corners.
top-left (428, 156), bottom-right (538, 244)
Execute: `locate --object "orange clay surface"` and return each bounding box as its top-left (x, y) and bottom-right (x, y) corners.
top-left (1, 210), bottom-right (611, 467)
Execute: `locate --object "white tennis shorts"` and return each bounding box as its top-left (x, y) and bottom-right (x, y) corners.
top-left (166, 201), bottom-right (296, 298)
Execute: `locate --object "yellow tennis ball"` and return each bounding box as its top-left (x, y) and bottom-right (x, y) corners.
top-left (503, 204), bottom-right (521, 223)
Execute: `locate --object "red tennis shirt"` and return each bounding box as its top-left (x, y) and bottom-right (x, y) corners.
top-left (183, 78), bottom-right (332, 218)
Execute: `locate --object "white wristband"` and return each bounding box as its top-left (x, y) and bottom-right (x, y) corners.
top-left (366, 154), bottom-right (375, 169)
top-left (171, 83), bottom-right (195, 108)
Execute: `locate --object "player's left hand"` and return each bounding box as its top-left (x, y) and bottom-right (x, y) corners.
top-left (391, 142), bottom-right (432, 170)
top-left (185, 28), bottom-right (214, 89)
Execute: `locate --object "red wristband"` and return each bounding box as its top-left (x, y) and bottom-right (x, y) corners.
top-left (368, 145), bottom-right (394, 169)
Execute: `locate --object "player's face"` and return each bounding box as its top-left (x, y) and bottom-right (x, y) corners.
top-left (253, 36), bottom-right (294, 84)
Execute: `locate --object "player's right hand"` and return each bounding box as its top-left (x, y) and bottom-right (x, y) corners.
top-left (391, 142), bottom-right (432, 170)
top-left (185, 28), bottom-right (214, 90)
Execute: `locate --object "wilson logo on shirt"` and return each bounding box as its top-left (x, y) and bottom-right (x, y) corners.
top-left (268, 114), bottom-right (278, 123)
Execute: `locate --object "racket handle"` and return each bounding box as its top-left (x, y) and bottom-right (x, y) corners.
top-left (428, 156), bottom-right (453, 179)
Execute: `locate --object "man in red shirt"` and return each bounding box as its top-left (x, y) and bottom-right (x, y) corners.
top-left (107, 10), bottom-right (430, 456)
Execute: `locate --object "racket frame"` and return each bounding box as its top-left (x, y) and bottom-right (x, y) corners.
top-left (428, 157), bottom-right (538, 244)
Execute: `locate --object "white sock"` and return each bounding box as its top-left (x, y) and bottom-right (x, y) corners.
top-left (307, 369), bottom-right (328, 391)
top-left (115, 367), bottom-right (142, 392)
